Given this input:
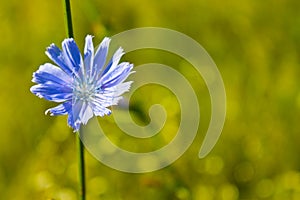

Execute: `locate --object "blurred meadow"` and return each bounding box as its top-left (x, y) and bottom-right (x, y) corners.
top-left (0, 0), bottom-right (300, 199)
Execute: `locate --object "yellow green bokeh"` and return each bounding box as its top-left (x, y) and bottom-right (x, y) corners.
top-left (0, 0), bottom-right (300, 199)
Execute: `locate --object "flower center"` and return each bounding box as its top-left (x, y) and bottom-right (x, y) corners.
top-left (73, 80), bottom-right (95, 101)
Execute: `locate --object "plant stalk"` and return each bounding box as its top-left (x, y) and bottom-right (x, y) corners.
top-left (63, 0), bottom-right (85, 200)
top-left (76, 131), bottom-right (86, 200)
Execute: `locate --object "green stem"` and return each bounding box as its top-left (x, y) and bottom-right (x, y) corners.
top-left (63, 0), bottom-right (85, 200)
top-left (63, 0), bottom-right (74, 38)
top-left (77, 131), bottom-right (86, 200)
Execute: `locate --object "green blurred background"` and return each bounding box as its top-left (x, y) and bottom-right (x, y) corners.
top-left (0, 0), bottom-right (300, 199)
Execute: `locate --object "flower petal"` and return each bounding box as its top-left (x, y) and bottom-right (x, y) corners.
top-left (70, 99), bottom-right (83, 130)
top-left (30, 83), bottom-right (73, 102)
top-left (84, 35), bottom-right (94, 78)
top-left (32, 63), bottom-right (72, 86)
top-left (111, 81), bottom-right (133, 97)
top-left (80, 102), bottom-right (94, 124)
top-left (94, 81), bottom-right (132, 107)
top-left (100, 62), bottom-right (134, 88)
top-left (90, 98), bottom-right (112, 117)
top-left (93, 106), bottom-right (112, 117)
top-left (67, 112), bottom-right (80, 132)
top-left (46, 44), bottom-right (73, 75)
top-left (101, 47), bottom-right (124, 77)
top-left (45, 101), bottom-right (72, 116)
top-left (62, 38), bottom-right (83, 74)
top-left (93, 37), bottom-right (110, 76)
top-left (72, 99), bottom-right (94, 126)
top-left (93, 87), bottom-right (124, 108)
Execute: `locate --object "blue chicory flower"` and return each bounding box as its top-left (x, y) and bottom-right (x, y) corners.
top-left (30, 35), bottom-right (134, 131)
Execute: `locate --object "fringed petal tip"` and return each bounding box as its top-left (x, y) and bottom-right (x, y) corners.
top-left (101, 37), bottom-right (111, 45)
top-left (44, 109), bottom-right (54, 116)
top-left (101, 108), bottom-right (112, 116)
top-left (30, 85), bottom-right (43, 99)
top-left (84, 35), bottom-right (94, 51)
top-left (115, 47), bottom-right (125, 59)
top-left (63, 38), bottom-right (75, 43)
top-left (70, 121), bottom-right (81, 132)
top-left (85, 34), bottom-right (94, 40)
top-left (44, 102), bottom-right (71, 116)
top-left (45, 43), bottom-right (56, 51)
